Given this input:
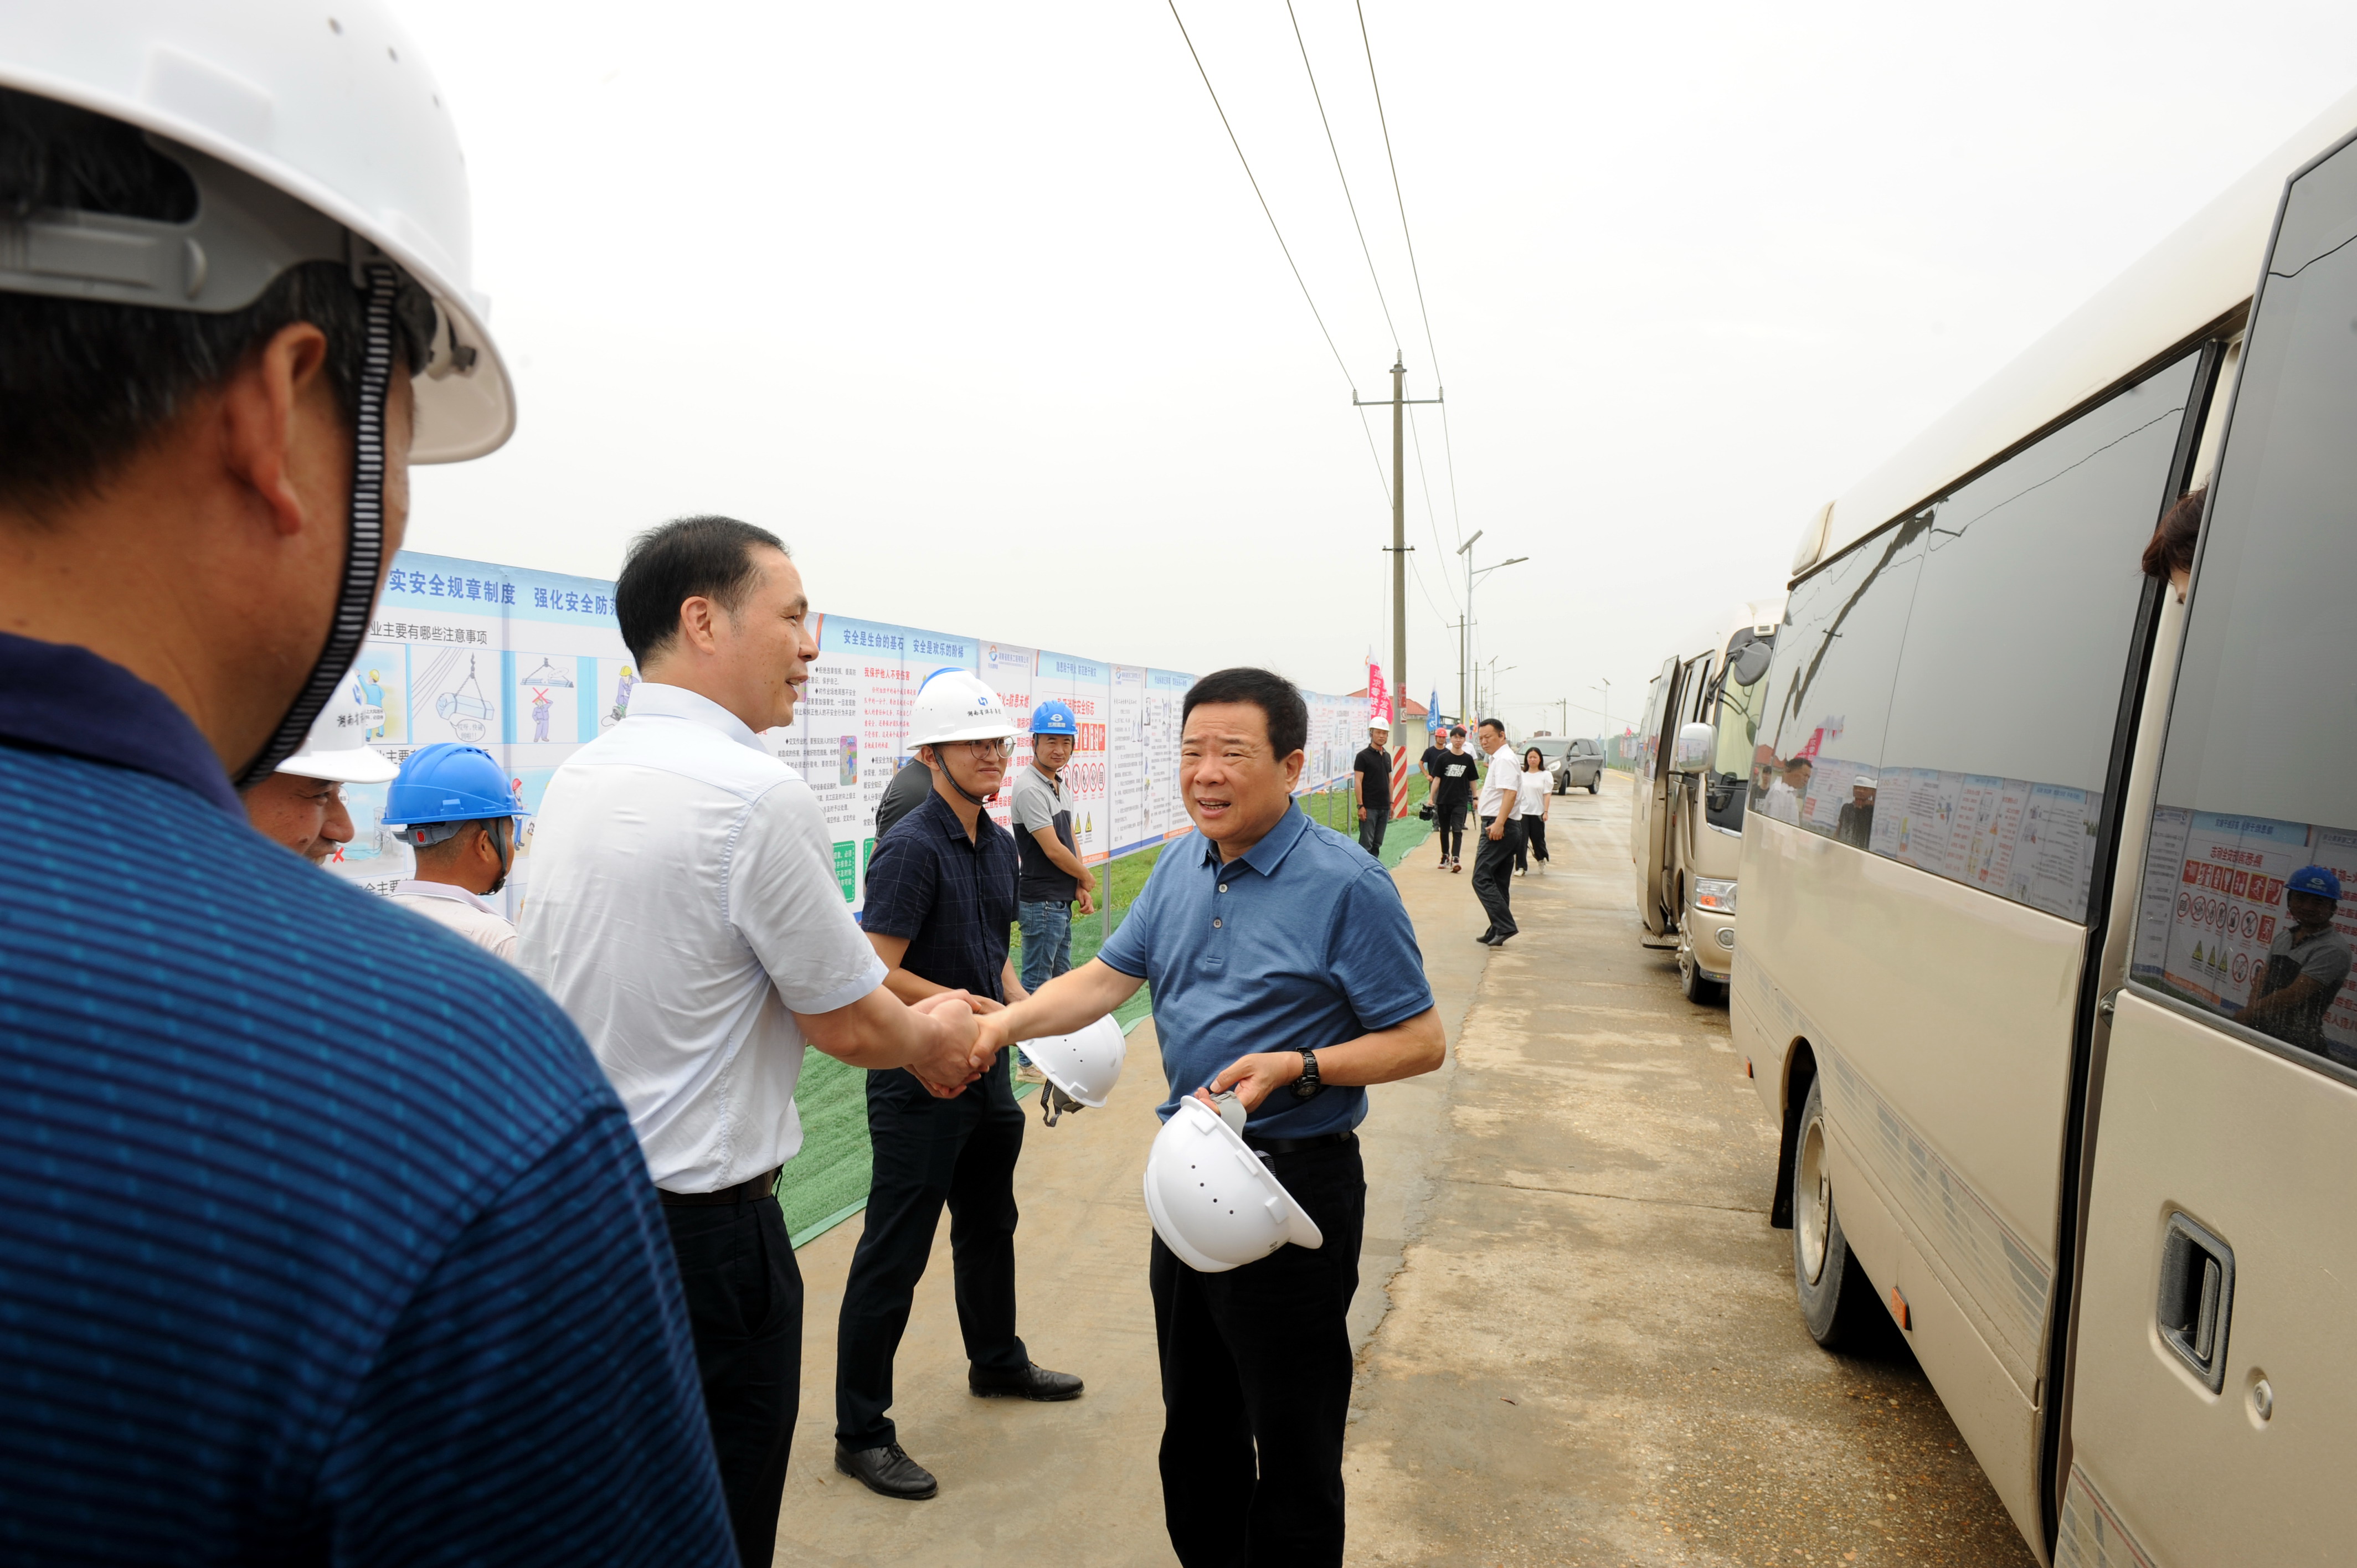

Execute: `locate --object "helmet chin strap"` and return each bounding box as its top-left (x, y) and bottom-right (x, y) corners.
top-left (485, 817), bottom-right (514, 896)
top-left (924, 746), bottom-right (996, 809)
top-left (234, 262), bottom-right (399, 787)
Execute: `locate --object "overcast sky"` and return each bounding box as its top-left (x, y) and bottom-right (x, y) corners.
top-left (396, 0), bottom-right (2357, 735)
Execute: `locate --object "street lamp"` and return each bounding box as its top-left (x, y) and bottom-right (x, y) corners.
top-left (1455, 530), bottom-right (1529, 723)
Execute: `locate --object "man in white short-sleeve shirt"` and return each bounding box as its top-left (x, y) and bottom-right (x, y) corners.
top-left (520, 516), bottom-right (981, 1568)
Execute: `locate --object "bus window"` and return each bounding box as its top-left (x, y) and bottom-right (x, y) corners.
top-left (1875, 351), bottom-right (2202, 921)
top-left (2136, 135), bottom-right (2357, 1071)
top-left (1749, 519), bottom-right (1926, 831)
top-left (1706, 635), bottom-right (1772, 833)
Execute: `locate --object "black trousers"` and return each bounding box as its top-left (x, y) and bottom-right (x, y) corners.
top-left (1435, 800), bottom-right (1467, 861)
top-left (1152, 1138), bottom-right (1366, 1568)
top-left (1357, 802), bottom-right (1388, 858)
top-left (835, 1054), bottom-right (1029, 1450)
top-left (1516, 814), bottom-right (1548, 869)
top-left (1473, 814), bottom-right (1521, 938)
top-left (666, 1195), bottom-right (804, 1568)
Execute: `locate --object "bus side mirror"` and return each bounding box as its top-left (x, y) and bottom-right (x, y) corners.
top-left (1672, 722), bottom-right (1715, 774)
top-left (1727, 639), bottom-right (1773, 686)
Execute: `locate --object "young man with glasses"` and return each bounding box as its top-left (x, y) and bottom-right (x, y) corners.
top-left (833, 671), bottom-right (1083, 1501)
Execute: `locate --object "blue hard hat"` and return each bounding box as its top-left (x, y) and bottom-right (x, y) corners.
top-left (385, 743), bottom-right (521, 827)
top-left (1031, 699), bottom-right (1080, 737)
top-left (2287, 864), bottom-right (2343, 902)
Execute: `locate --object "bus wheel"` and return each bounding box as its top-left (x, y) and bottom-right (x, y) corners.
top-left (1793, 1076), bottom-right (1879, 1348)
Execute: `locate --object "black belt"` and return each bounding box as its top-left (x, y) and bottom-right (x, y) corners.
top-left (658, 1167), bottom-right (781, 1207)
top-left (1243, 1129), bottom-right (1357, 1157)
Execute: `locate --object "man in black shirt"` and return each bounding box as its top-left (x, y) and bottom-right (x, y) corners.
top-left (838, 672), bottom-right (1082, 1502)
top-left (1355, 721), bottom-right (1393, 858)
top-left (1426, 727), bottom-right (1476, 871)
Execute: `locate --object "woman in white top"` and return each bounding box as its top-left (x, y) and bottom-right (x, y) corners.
top-left (1514, 747), bottom-right (1553, 875)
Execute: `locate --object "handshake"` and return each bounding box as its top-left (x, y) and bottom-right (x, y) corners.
top-left (901, 991), bottom-right (1028, 1099)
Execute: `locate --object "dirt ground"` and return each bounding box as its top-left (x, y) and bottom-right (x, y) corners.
top-left (769, 773), bottom-right (2037, 1567)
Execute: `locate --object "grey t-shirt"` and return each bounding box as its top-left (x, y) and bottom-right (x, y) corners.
top-left (2252, 921), bottom-right (2354, 1057)
top-left (1009, 764), bottom-right (1078, 902)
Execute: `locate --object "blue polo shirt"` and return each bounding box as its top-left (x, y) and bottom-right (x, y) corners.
top-left (863, 787), bottom-right (1018, 1001)
top-left (0, 633), bottom-right (733, 1565)
top-left (1099, 803), bottom-right (1433, 1138)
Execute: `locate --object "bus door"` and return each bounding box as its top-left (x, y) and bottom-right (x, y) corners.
top-left (1637, 654), bottom-right (1683, 941)
top-left (2062, 130), bottom-right (2357, 1568)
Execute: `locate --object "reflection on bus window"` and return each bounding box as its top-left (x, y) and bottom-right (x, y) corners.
top-left (1706, 636), bottom-right (1772, 832)
top-left (2134, 133), bottom-right (2357, 1073)
top-left (1745, 352), bottom-right (2202, 923)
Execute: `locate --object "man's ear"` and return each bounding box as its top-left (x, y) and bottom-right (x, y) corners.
top-left (218, 322), bottom-right (335, 539)
top-left (675, 595), bottom-right (722, 657)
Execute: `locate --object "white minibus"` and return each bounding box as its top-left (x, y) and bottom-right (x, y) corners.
top-left (1629, 598), bottom-right (1785, 1002)
top-left (1735, 86), bottom-right (2357, 1565)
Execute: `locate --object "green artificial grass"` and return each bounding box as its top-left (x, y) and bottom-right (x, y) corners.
top-left (778, 771), bottom-right (1437, 1246)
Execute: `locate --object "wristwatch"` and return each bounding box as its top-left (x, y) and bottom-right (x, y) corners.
top-left (1292, 1048), bottom-right (1323, 1099)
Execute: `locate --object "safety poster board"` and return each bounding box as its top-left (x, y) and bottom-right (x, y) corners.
top-left (316, 550), bottom-right (1369, 918)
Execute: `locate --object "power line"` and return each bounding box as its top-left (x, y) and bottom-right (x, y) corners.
top-left (1165, 0), bottom-right (1360, 395)
top-left (1282, 0), bottom-right (1400, 356)
top-left (1406, 404), bottom-right (1457, 612)
top-left (1354, 0), bottom-right (1465, 546)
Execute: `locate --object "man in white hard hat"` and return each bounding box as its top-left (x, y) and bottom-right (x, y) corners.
top-left (0, 13), bottom-right (738, 1563)
top-left (520, 516), bottom-right (985, 1565)
top-left (973, 667), bottom-right (1445, 1568)
top-left (831, 670), bottom-right (1083, 1502)
top-left (243, 667), bottom-right (398, 862)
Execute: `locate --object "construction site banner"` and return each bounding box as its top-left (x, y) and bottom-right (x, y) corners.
top-left (316, 550), bottom-right (1354, 915)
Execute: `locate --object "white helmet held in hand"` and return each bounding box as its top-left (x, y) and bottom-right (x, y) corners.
top-left (1144, 1094), bottom-right (1325, 1273)
top-left (275, 668), bottom-right (398, 783)
top-left (1026, 1014), bottom-right (1125, 1126)
top-left (906, 669), bottom-right (1017, 749)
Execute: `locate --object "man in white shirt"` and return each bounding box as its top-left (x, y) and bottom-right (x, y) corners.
top-left (1471, 718), bottom-right (1522, 947)
top-left (382, 742), bottom-right (523, 961)
top-left (519, 515), bottom-right (982, 1568)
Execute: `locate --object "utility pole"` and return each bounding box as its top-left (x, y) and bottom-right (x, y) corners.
top-left (1457, 531), bottom-right (1527, 724)
top-left (1356, 360), bottom-right (1440, 775)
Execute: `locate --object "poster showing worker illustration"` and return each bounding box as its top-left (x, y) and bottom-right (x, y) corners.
top-left (764, 612), bottom-right (977, 911)
top-left (979, 641), bottom-right (1038, 838)
top-left (1034, 651), bottom-right (1110, 865)
top-left (1144, 669), bottom-right (1192, 842)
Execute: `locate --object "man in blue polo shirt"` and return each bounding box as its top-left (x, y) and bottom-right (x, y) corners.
top-left (835, 670), bottom-right (1084, 1502)
top-left (0, 29), bottom-right (732, 1565)
top-left (976, 666), bottom-right (1445, 1568)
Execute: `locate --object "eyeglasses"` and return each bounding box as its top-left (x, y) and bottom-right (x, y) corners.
top-left (949, 736), bottom-right (1016, 758)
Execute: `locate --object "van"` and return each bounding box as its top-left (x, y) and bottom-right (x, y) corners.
top-left (1630, 600), bottom-right (1785, 1003)
top-left (1734, 86), bottom-right (2357, 1565)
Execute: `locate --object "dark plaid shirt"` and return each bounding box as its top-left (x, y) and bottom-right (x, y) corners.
top-left (863, 787), bottom-right (1018, 1002)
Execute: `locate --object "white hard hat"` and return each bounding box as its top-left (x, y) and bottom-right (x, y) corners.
top-left (1143, 1095), bottom-right (1325, 1274)
top-left (907, 669), bottom-right (1017, 749)
top-left (1855, 773), bottom-right (1879, 789)
top-left (276, 668), bottom-right (397, 783)
top-left (1025, 1015), bottom-right (1126, 1123)
top-left (0, 0), bottom-right (512, 462)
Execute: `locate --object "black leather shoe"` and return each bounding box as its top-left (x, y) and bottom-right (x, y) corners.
top-left (1475, 932), bottom-right (1497, 946)
top-left (835, 1441), bottom-right (938, 1500)
top-left (969, 1361), bottom-right (1084, 1401)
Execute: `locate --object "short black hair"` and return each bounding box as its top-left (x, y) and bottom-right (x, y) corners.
top-left (1182, 667), bottom-right (1308, 759)
top-left (1449, 725), bottom-right (1466, 737)
top-left (614, 515), bottom-right (789, 664)
top-left (0, 89), bottom-right (434, 511)
top-left (1478, 717), bottom-right (1505, 734)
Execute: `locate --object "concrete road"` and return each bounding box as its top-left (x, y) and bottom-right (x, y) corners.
top-left (770, 774), bottom-right (2036, 1567)
top-left (1345, 773), bottom-right (2035, 1568)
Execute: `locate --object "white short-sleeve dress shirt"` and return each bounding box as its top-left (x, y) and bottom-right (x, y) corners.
top-left (1476, 746), bottom-right (1520, 820)
top-left (518, 682), bottom-right (886, 1193)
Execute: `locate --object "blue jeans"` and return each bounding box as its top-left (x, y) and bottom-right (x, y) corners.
top-left (1018, 898), bottom-right (1074, 997)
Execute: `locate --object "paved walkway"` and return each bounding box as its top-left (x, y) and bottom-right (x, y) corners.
top-left (769, 777), bottom-right (2034, 1566)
